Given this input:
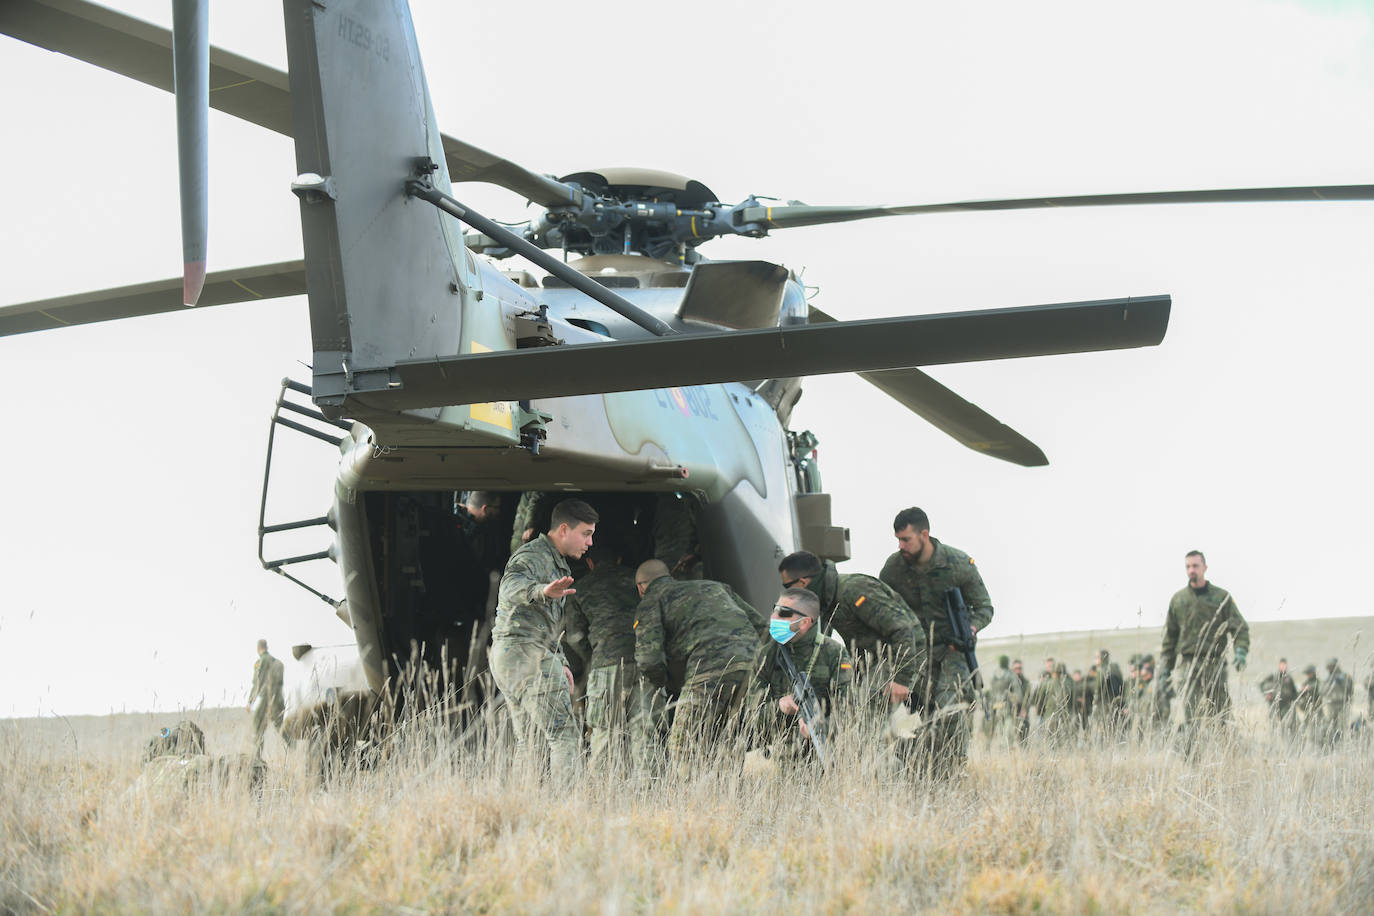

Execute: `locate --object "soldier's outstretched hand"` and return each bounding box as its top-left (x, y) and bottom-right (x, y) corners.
top-left (543, 576), bottom-right (576, 599)
top-left (884, 682), bottom-right (911, 704)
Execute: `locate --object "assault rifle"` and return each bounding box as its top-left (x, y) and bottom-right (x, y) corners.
top-left (777, 643), bottom-right (829, 769)
top-left (943, 587), bottom-right (984, 691)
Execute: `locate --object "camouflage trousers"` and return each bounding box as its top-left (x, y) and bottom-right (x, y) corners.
top-left (667, 663), bottom-right (754, 765)
top-left (585, 660), bottom-right (662, 773)
top-left (905, 647), bottom-right (973, 777)
top-left (252, 698), bottom-right (286, 755)
top-left (489, 638), bottom-right (583, 783)
top-left (1177, 655), bottom-right (1231, 724)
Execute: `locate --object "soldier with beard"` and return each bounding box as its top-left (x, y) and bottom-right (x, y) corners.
top-left (879, 507), bottom-right (993, 776)
top-left (1159, 550), bottom-right (1250, 747)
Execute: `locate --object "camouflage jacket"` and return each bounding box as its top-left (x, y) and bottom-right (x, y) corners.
top-left (564, 562), bottom-right (639, 672)
top-left (810, 561), bottom-right (924, 688)
top-left (986, 664), bottom-right (1016, 711)
top-left (493, 534), bottom-right (572, 652)
top-left (509, 491), bottom-right (559, 554)
top-left (1160, 582), bottom-right (1249, 669)
top-left (1324, 668), bottom-right (1354, 709)
top-left (249, 652), bottom-right (284, 706)
top-left (754, 630), bottom-right (853, 741)
top-left (879, 538), bottom-right (994, 647)
top-left (1296, 675), bottom-right (1321, 714)
top-left (1009, 672), bottom-right (1030, 711)
top-left (1258, 671), bottom-right (1298, 710)
top-left (634, 576), bottom-right (767, 688)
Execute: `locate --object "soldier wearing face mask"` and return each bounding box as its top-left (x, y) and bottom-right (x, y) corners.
top-left (754, 588), bottom-right (853, 758)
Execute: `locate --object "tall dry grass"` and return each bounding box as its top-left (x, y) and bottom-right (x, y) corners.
top-left (2, 673), bottom-right (1371, 914)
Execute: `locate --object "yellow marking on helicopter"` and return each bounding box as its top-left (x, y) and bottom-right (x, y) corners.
top-left (467, 341), bottom-right (514, 430)
top-left (690, 216), bottom-right (699, 238)
top-left (38, 309), bottom-right (70, 326)
top-left (766, 206), bottom-right (773, 224)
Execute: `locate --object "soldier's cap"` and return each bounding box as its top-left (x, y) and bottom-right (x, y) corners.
top-left (1326, 657), bottom-right (1338, 669)
top-left (1304, 664), bottom-right (1317, 675)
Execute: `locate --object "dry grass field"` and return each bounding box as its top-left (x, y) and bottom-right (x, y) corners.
top-left (4, 622), bottom-right (1372, 914)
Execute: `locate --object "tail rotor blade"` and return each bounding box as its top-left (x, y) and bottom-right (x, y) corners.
top-left (171, 0), bottom-right (208, 305)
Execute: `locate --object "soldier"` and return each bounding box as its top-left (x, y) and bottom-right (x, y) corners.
top-left (1322, 657), bottom-right (1354, 745)
top-left (981, 655), bottom-right (1017, 746)
top-left (1128, 660), bottom-right (1162, 737)
top-left (1258, 657), bottom-right (1299, 737)
top-left (1009, 658), bottom-right (1031, 743)
top-left (1033, 661), bottom-right (1075, 743)
top-left (879, 507), bottom-right (993, 776)
top-left (246, 639), bottom-right (289, 757)
top-left (776, 550), bottom-right (924, 707)
top-left (489, 498), bottom-right (598, 784)
top-left (753, 588), bottom-right (853, 760)
top-left (1159, 550), bottom-right (1250, 745)
top-left (633, 559), bottom-right (767, 766)
top-left (509, 491), bottom-right (560, 554)
top-left (653, 492), bottom-right (702, 580)
top-left (562, 543), bottom-right (651, 771)
top-left (1070, 669), bottom-right (1089, 733)
top-left (1094, 649), bottom-right (1126, 732)
top-left (1296, 664), bottom-right (1322, 742)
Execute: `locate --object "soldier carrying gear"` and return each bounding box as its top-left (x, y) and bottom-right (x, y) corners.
top-left (1296, 664), bottom-right (1322, 742)
top-left (633, 559), bottom-right (767, 768)
top-left (776, 550), bottom-right (925, 706)
top-left (562, 543), bottom-right (652, 772)
top-left (247, 639), bottom-right (290, 757)
top-left (1258, 657), bottom-right (1299, 736)
top-left (753, 588), bottom-right (853, 764)
top-left (879, 507), bottom-right (993, 778)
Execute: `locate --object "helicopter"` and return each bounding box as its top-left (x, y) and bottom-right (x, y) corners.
top-left (2, 0), bottom-right (1370, 727)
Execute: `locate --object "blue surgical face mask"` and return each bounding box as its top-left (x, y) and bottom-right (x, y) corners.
top-left (769, 618), bottom-right (797, 645)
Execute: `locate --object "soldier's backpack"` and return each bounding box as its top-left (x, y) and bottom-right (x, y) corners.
top-left (142, 719), bottom-right (207, 762)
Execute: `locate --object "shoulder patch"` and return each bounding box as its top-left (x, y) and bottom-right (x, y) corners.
top-left (969, 557), bottom-right (976, 566)
top-left (633, 619), bottom-right (639, 629)
top-left (840, 662), bottom-right (852, 670)
top-left (855, 595), bottom-right (866, 607)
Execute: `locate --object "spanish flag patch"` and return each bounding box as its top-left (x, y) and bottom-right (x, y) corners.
top-left (633, 619), bottom-right (639, 629)
top-left (840, 663), bottom-right (852, 670)
top-left (855, 595), bottom-right (867, 607)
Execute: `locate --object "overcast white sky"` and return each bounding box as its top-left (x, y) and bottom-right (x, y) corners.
top-left (2, 0), bottom-right (1372, 716)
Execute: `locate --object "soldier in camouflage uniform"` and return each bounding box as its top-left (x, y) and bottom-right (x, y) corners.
top-left (879, 507), bottom-right (993, 776)
top-left (1009, 658), bottom-right (1031, 743)
top-left (1258, 657), bottom-right (1299, 737)
top-left (754, 588), bottom-right (853, 761)
top-left (981, 656), bottom-right (1017, 747)
top-left (1322, 657), bottom-right (1354, 745)
top-left (1365, 669), bottom-right (1374, 722)
top-left (1032, 661), bottom-right (1075, 744)
top-left (776, 551), bottom-right (925, 706)
top-left (1296, 664), bottom-right (1322, 743)
top-left (509, 491), bottom-right (560, 555)
top-left (490, 499), bottom-right (598, 784)
top-left (1159, 550), bottom-right (1249, 748)
top-left (654, 492), bottom-right (702, 580)
top-left (633, 559), bottom-right (767, 766)
top-left (563, 543), bottom-right (655, 771)
top-left (247, 639), bottom-right (289, 757)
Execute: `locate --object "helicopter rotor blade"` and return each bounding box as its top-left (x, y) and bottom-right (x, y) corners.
top-left (171, 0), bottom-right (208, 305)
top-left (738, 185), bottom-right (1374, 232)
top-left (808, 306), bottom-right (1047, 466)
top-left (376, 295), bottom-right (1170, 411)
top-left (0, 260), bottom-right (307, 337)
top-left (0, 0), bottom-right (579, 208)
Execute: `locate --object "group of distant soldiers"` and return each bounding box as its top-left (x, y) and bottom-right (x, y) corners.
top-left (489, 498), bottom-right (992, 783)
top-left (979, 550), bottom-right (1373, 751)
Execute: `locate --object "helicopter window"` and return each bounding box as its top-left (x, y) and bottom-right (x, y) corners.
top-left (566, 318), bottom-right (611, 336)
top-left (543, 275), bottom-right (640, 289)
